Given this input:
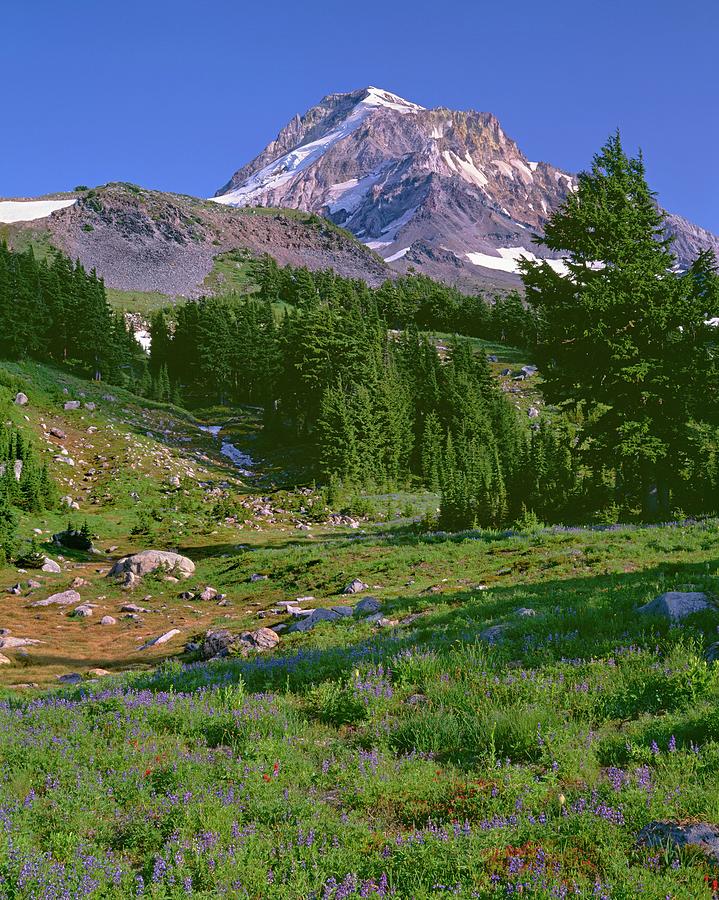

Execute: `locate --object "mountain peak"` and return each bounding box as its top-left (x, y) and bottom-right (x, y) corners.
top-left (212, 89), bottom-right (719, 290)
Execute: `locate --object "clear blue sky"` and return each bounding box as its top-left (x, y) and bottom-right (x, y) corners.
top-left (3, 0), bottom-right (718, 232)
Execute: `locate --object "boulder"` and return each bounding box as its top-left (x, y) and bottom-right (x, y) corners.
top-left (637, 821), bottom-right (719, 862)
top-left (50, 427), bottom-right (67, 440)
top-left (0, 653), bottom-right (11, 665)
top-left (31, 589), bottom-right (81, 607)
top-left (528, 407), bottom-right (540, 419)
top-left (64, 401), bottom-right (81, 410)
top-left (354, 596), bottom-right (382, 617)
top-left (109, 550), bottom-right (195, 581)
top-left (84, 402), bottom-right (96, 411)
top-left (198, 586), bottom-right (218, 602)
top-left (168, 475), bottom-right (181, 488)
top-left (637, 591), bottom-right (713, 621)
top-left (100, 615), bottom-right (117, 626)
top-left (14, 392), bottom-right (29, 406)
top-left (120, 602), bottom-right (150, 613)
top-left (521, 365), bottom-right (538, 377)
top-left (289, 607), bottom-right (342, 633)
top-left (705, 642), bottom-right (719, 664)
top-left (330, 605), bottom-right (354, 617)
top-left (0, 636), bottom-right (43, 649)
top-left (249, 573), bottom-right (268, 582)
top-left (139, 629), bottom-right (181, 650)
top-left (88, 668), bottom-right (111, 677)
top-left (479, 624), bottom-right (509, 644)
top-left (72, 605), bottom-right (93, 618)
top-left (343, 578), bottom-right (369, 595)
top-left (41, 557), bottom-right (61, 574)
top-left (516, 607), bottom-right (537, 617)
top-left (57, 673), bottom-right (83, 684)
top-left (202, 627), bottom-right (279, 659)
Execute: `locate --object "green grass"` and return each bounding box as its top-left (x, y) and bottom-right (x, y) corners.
top-left (3, 359), bottom-right (719, 896)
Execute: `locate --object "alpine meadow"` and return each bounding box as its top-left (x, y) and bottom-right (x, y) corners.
top-left (1, 7), bottom-right (719, 896)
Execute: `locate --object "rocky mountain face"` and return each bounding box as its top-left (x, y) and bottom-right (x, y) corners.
top-left (0, 184), bottom-right (389, 297)
top-left (215, 86), bottom-right (719, 292)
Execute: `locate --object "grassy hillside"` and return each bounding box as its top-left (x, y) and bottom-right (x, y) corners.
top-left (1, 359), bottom-right (719, 896)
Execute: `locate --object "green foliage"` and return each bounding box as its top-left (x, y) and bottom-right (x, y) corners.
top-left (522, 132), bottom-right (719, 518)
top-left (0, 242), bottom-right (139, 381)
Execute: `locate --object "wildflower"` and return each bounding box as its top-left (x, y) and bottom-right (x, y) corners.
top-left (273, 761), bottom-right (280, 777)
top-left (262, 773), bottom-right (271, 782)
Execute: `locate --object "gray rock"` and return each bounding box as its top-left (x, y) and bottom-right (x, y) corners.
top-left (41, 557), bottom-right (61, 574)
top-left (31, 589), bottom-right (82, 608)
top-left (330, 605), bottom-right (354, 617)
top-left (57, 673), bottom-right (83, 684)
top-left (84, 402), bottom-right (96, 411)
top-left (528, 406), bottom-right (540, 419)
top-left (354, 596), bottom-right (382, 617)
top-left (202, 626), bottom-right (279, 658)
top-left (7, 584), bottom-right (22, 596)
top-left (13, 460), bottom-right (23, 481)
top-left (120, 603), bottom-right (150, 613)
top-left (72, 605), bottom-right (93, 618)
top-left (100, 615), bottom-right (117, 626)
top-left (515, 607), bottom-right (537, 617)
top-left (637, 591), bottom-right (713, 621)
top-left (64, 401), bottom-right (81, 410)
top-left (27, 579), bottom-right (42, 589)
top-left (705, 642), bottom-right (719, 664)
top-left (521, 365), bottom-right (538, 377)
top-left (168, 475), bottom-right (181, 488)
top-left (250, 573), bottom-right (268, 582)
top-left (50, 427), bottom-right (67, 439)
top-left (480, 624), bottom-right (509, 644)
top-left (637, 821), bottom-right (719, 862)
top-left (289, 607), bottom-right (342, 633)
top-left (139, 629), bottom-right (181, 650)
top-left (88, 668), bottom-right (111, 677)
top-left (109, 550), bottom-right (195, 580)
top-left (343, 578), bottom-right (369, 595)
top-left (0, 636), bottom-right (43, 649)
top-left (14, 392), bottom-right (28, 406)
top-left (198, 586), bottom-right (218, 602)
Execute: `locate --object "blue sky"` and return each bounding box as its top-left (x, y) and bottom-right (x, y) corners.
top-left (3, 0), bottom-right (718, 232)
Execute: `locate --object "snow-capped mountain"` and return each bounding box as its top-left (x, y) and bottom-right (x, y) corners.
top-left (214, 87), bottom-right (719, 291)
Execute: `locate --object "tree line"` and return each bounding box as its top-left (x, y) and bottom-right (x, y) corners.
top-left (0, 421), bottom-right (56, 563)
top-left (0, 242), bottom-right (137, 381)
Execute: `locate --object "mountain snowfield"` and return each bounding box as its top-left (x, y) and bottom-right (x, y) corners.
top-left (214, 86), bottom-right (719, 290)
top-left (0, 198), bottom-right (77, 223)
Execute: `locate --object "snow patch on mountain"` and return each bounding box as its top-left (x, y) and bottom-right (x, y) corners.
top-left (0, 199), bottom-right (77, 223)
top-left (466, 246), bottom-right (568, 275)
top-left (384, 247), bottom-right (410, 262)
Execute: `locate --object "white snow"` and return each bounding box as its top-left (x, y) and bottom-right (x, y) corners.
top-left (492, 159), bottom-right (514, 179)
top-left (528, 161), bottom-right (539, 172)
top-left (326, 169), bottom-right (385, 214)
top-left (443, 150), bottom-right (488, 188)
top-left (199, 424), bottom-right (255, 476)
top-left (384, 247), bottom-right (410, 262)
top-left (0, 198), bottom-right (77, 223)
top-left (134, 329), bottom-right (151, 353)
top-left (362, 204), bottom-right (420, 250)
top-left (466, 246), bottom-right (569, 276)
top-left (510, 157), bottom-right (534, 183)
top-left (213, 87), bottom-right (423, 207)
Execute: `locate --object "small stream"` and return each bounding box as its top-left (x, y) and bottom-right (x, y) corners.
top-left (198, 425), bottom-right (255, 477)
